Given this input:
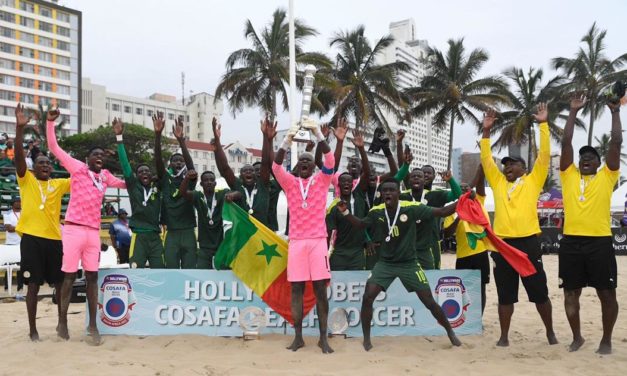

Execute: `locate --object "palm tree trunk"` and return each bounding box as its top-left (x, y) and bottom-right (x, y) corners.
top-left (447, 114), bottom-right (455, 171)
top-left (527, 125), bottom-right (535, 168)
top-left (587, 100), bottom-right (595, 146)
top-left (269, 90), bottom-right (277, 124)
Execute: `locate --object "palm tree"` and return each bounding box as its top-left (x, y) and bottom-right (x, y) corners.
top-left (492, 67), bottom-right (585, 166)
top-left (552, 23), bottom-right (627, 145)
top-left (594, 133), bottom-right (627, 165)
top-left (407, 38), bottom-right (509, 169)
top-left (327, 25), bottom-right (409, 132)
top-left (214, 8), bottom-right (331, 121)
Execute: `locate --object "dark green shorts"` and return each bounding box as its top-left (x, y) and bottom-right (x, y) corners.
top-left (416, 247), bottom-right (436, 270)
top-left (164, 228), bottom-right (197, 269)
top-left (330, 248), bottom-right (365, 271)
top-left (129, 232), bottom-right (165, 269)
top-left (367, 260), bottom-right (430, 292)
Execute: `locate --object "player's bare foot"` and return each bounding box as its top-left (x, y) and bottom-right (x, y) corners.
top-left (449, 334), bottom-right (462, 347)
top-left (286, 337), bottom-right (304, 351)
top-left (56, 323), bottom-right (69, 340)
top-left (86, 327), bottom-right (102, 346)
top-left (596, 340), bottom-right (612, 355)
top-left (568, 337), bottom-right (585, 352)
top-left (317, 338), bottom-right (334, 354)
top-left (363, 339), bottom-right (373, 351)
top-left (29, 331), bottom-right (40, 342)
top-left (496, 337), bottom-right (509, 347)
top-left (547, 332), bottom-right (558, 345)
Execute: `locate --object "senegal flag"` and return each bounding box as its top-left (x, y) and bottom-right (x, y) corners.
top-left (215, 202), bottom-right (317, 324)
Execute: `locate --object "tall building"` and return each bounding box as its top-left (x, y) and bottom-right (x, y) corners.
top-left (377, 19), bottom-right (450, 177)
top-left (81, 78), bottom-right (223, 143)
top-left (451, 147), bottom-right (462, 181)
top-left (185, 139), bottom-right (261, 175)
top-left (0, 0), bottom-right (81, 135)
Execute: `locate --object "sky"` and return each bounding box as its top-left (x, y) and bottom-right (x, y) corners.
top-left (61, 0), bottom-right (626, 167)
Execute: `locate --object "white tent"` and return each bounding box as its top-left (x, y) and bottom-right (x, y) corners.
top-left (611, 182), bottom-right (627, 212)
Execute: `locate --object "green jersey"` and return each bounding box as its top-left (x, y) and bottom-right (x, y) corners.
top-left (327, 197), bottom-right (367, 252)
top-left (117, 143), bottom-right (161, 232)
top-left (233, 177), bottom-right (270, 227)
top-left (161, 173), bottom-right (196, 230)
top-left (399, 191), bottom-right (439, 250)
top-left (192, 189), bottom-right (227, 250)
top-left (362, 201), bottom-right (434, 263)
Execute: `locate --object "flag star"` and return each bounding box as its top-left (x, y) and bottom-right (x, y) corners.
top-left (256, 240), bottom-right (281, 265)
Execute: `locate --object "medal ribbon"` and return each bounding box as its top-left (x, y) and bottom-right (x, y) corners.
top-left (298, 177), bottom-right (314, 204)
top-left (384, 202), bottom-right (401, 240)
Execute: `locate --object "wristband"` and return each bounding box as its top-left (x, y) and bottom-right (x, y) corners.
top-left (116, 134), bottom-right (123, 142)
top-left (280, 137), bottom-right (292, 151)
top-left (611, 108), bottom-right (620, 114)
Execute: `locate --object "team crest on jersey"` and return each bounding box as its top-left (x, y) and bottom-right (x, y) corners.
top-left (98, 274), bottom-right (137, 327)
top-left (400, 214), bottom-right (408, 222)
top-left (434, 276), bottom-right (470, 328)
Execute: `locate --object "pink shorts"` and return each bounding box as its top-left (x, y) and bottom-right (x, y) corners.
top-left (61, 224), bottom-right (101, 273)
top-left (287, 238), bottom-right (331, 282)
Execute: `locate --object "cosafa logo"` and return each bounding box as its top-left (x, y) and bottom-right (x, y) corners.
top-left (98, 274), bottom-right (137, 327)
top-left (434, 276), bottom-right (470, 328)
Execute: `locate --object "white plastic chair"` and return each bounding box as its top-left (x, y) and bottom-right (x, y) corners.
top-left (0, 244), bottom-right (21, 296)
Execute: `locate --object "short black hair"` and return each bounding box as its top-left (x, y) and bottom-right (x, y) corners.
top-left (135, 163), bottom-right (151, 174)
top-left (252, 161), bottom-right (262, 167)
top-left (87, 146), bottom-right (105, 155)
top-left (338, 172), bottom-right (352, 180)
top-left (169, 152), bottom-right (183, 162)
top-left (380, 177), bottom-right (400, 189)
top-left (201, 171), bottom-right (215, 180)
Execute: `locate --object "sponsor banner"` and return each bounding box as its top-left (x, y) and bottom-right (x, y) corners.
top-left (94, 269), bottom-right (482, 337)
top-left (539, 227), bottom-right (627, 255)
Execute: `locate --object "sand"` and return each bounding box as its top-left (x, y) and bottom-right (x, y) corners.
top-left (1, 253), bottom-right (626, 376)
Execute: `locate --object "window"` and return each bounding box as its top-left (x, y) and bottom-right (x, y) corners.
top-left (57, 99), bottom-right (69, 108)
top-left (38, 36), bottom-right (53, 47)
top-left (39, 51), bottom-right (53, 62)
top-left (56, 11), bottom-right (70, 23)
top-left (57, 41), bottom-right (70, 51)
top-left (0, 10), bottom-right (16, 23)
top-left (39, 81), bottom-right (53, 91)
top-left (112, 103), bottom-right (120, 111)
top-left (56, 85), bottom-right (70, 95)
top-left (39, 66), bottom-right (53, 77)
top-left (0, 26), bottom-right (15, 38)
top-left (20, 77), bottom-right (35, 88)
top-left (0, 58), bottom-right (15, 69)
top-left (0, 75), bottom-right (15, 85)
top-left (39, 6), bottom-right (52, 18)
top-left (0, 42), bottom-right (15, 54)
top-left (19, 16), bottom-right (34, 28)
top-left (21, 93), bottom-right (35, 104)
top-left (168, 113), bottom-right (175, 120)
top-left (40, 96), bottom-right (53, 106)
top-left (147, 109), bottom-right (154, 117)
top-left (193, 151), bottom-right (198, 158)
top-left (19, 2), bottom-right (34, 12)
top-left (19, 47), bottom-right (34, 58)
top-left (135, 108), bottom-right (143, 115)
top-left (20, 32), bottom-right (36, 43)
top-left (124, 106), bottom-right (131, 113)
top-left (57, 26), bottom-right (70, 37)
top-left (39, 21), bottom-right (53, 33)
top-left (0, 91), bottom-right (16, 100)
top-left (56, 70), bottom-right (70, 80)
top-left (56, 56), bottom-right (70, 66)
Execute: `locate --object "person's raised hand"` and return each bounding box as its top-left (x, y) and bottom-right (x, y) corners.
top-left (396, 129), bottom-right (406, 143)
top-left (305, 140), bottom-right (315, 152)
top-left (46, 106), bottom-right (60, 122)
top-left (173, 116), bottom-right (185, 140)
top-left (152, 111), bottom-right (165, 134)
top-left (112, 117), bottom-right (124, 136)
top-left (334, 117), bottom-right (348, 142)
top-left (186, 169), bottom-right (198, 180)
top-left (15, 103), bottom-right (32, 128)
top-left (570, 93), bottom-right (587, 112)
top-left (438, 170), bottom-right (452, 182)
top-left (351, 128), bottom-right (365, 149)
top-left (320, 122), bottom-right (332, 139)
top-left (404, 146), bottom-right (413, 165)
top-left (533, 102), bottom-right (548, 123)
top-left (482, 108), bottom-right (497, 131)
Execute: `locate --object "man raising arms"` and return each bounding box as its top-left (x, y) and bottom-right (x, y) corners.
top-left (14, 104), bottom-right (70, 341)
top-left (481, 105), bottom-right (557, 347)
top-left (559, 95), bottom-right (622, 354)
top-left (271, 118), bottom-right (335, 354)
top-left (47, 107), bottom-right (126, 345)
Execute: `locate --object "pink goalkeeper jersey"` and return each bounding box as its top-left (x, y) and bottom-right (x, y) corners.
top-left (47, 120), bottom-right (126, 229)
top-left (272, 151), bottom-right (334, 240)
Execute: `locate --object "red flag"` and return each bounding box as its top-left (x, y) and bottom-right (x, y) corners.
top-left (456, 192), bottom-right (537, 277)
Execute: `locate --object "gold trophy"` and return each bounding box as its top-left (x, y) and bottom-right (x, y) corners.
top-left (292, 64), bottom-right (317, 143)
